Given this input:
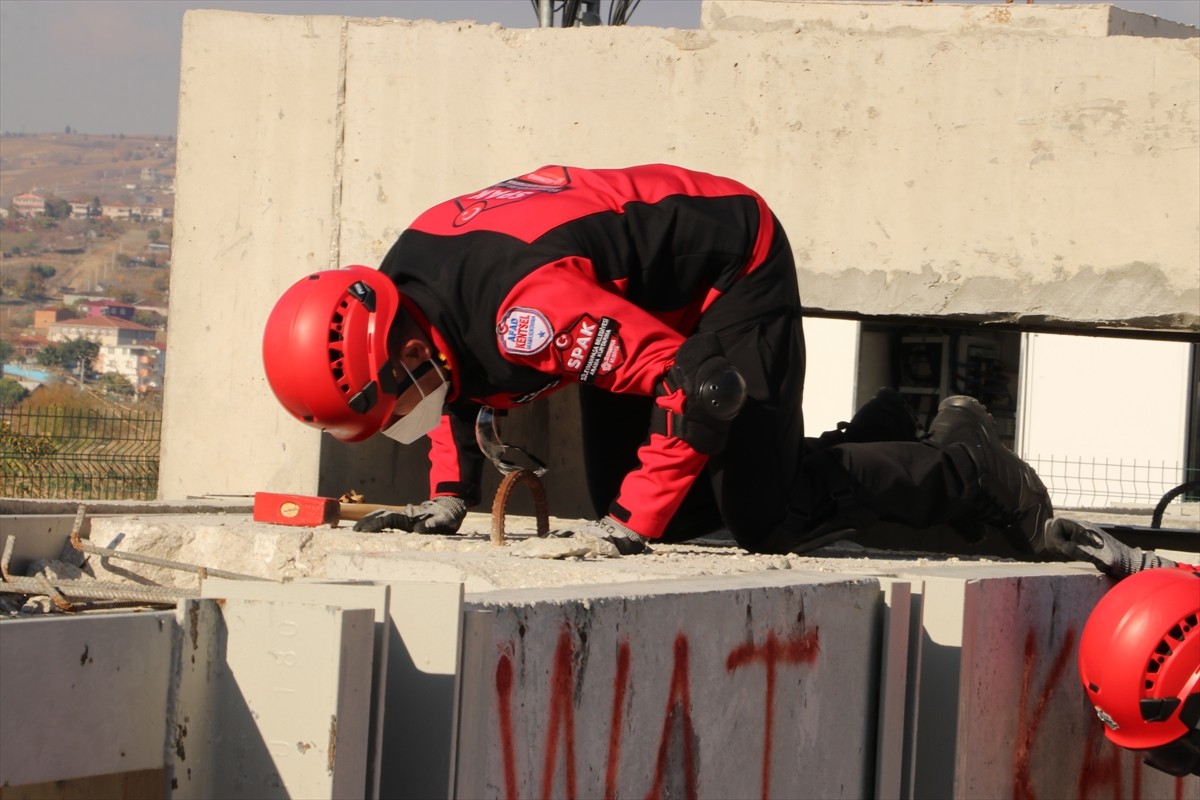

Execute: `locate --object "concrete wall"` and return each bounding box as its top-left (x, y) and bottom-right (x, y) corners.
top-left (160, 2), bottom-right (1199, 504)
top-left (6, 509), bottom-right (1198, 798)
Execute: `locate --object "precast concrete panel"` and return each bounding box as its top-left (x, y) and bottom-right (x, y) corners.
top-left (200, 598), bottom-right (375, 799)
top-left (895, 564), bottom-right (1200, 800)
top-left (376, 580), bottom-right (465, 800)
top-left (164, 5), bottom-right (1199, 503)
top-left (872, 580), bottom-right (914, 800)
top-left (161, 10), bottom-right (346, 500)
top-left (955, 572), bottom-right (1199, 800)
top-left (199, 579), bottom-right (392, 800)
top-left (0, 611), bottom-right (175, 787)
top-left (455, 573), bottom-right (881, 800)
top-left (167, 599), bottom-right (224, 800)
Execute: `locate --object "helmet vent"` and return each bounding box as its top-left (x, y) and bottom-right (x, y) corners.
top-left (1142, 612), bottom-right (1198, 691)
top-left (329, 308), bottom-right (345, 342)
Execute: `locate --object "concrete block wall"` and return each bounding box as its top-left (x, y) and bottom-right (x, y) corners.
top-left (4, 524), bottom-right (1197, 798)
top-left (160, 2), bottom-right (1199, 508)
top-left (455, 574), bottom-right (882, 799)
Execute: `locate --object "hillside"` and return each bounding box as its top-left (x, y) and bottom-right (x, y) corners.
top-left (0, 133), bottom-right (176, 342)
top-left (0, 132), bottom-right (176, 208)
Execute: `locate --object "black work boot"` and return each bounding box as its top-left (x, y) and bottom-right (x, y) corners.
top-left (816, 387), bottom-right (920, 448)
top-left (928, 396), bottom-right (1054, 555)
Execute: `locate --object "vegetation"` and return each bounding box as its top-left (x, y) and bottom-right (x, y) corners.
top-left (0, 378), bottom-right (29, 405)
top-left (36, 338), bottom-right (100, 374)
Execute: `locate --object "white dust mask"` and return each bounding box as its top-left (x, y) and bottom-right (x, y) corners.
top-left (380, 359), bottom-right (448, 444)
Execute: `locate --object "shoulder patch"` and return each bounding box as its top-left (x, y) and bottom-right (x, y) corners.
top-left (497, 307), bottom-right (552, 355)
top-left (554, 315), bottom-right (625, 383)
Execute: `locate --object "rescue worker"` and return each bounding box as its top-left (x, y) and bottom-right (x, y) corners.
top-left (1049, 518), bottom-right (1199, 777)
top-left (262, 164), bottom-right (1054, 556)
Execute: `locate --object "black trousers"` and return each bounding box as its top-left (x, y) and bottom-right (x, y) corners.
top-left (579, 219), bottom-right (980, 553)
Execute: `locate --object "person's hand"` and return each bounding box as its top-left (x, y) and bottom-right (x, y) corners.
top-left (555, 517), bottom-right (648, 556)
top-left (1046, 517), bottom-right (1176, 578)
top-left (352, 496), bottom-right (468, 534)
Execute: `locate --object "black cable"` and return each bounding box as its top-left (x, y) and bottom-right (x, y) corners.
top-left (1151, 480), bottom-right (1200, 529)
top-left (563, 0), bottom-right (581, 26)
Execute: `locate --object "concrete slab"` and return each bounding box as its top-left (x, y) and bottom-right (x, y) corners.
top-left (0, 611), bottom-right (175, 786)
top-left (200, 579), bottom-right (391, 800)
top-left (178, 598), bottom-right (375, 800)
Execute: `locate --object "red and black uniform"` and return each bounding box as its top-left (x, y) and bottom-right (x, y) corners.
top-left (380, 164), bottom-right (977, 551)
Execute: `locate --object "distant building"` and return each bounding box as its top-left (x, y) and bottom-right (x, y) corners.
top-left (33, 308), bottom-right (73, 331)
top-left (140, 167), bottom-right (163, 185)
top-left (79, 299), bottom-right (136, 320)
top-left (48, 317), bottom-right (156, 348)
top-left (100, 203), bottom-right (131, 220)
top-left (12, 192), bottom-right (46, 217)
top-left (69, 200), bottom-right (93, 219)
top-left (9, 333), bottom-right (49, 360)
top-left (132, 204), bottom-right (170, 221)
top-left (98, 342), bottom-right (163, 394)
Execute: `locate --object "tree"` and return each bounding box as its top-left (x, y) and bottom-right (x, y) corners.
top-left (98, 372), bottom-right (134, 397)
top-left (37, 338), bottom-right (99, 375)
top-left (0, 340), bottom-right (14, 362)
top-left (45, 197), bottom-right (71, 219)
top-left (147, 228), bottom-right (161, 243)
top-left (61, 339), bottom-right (100, 375)
top-left (0, 378), bottom-right (29, 405)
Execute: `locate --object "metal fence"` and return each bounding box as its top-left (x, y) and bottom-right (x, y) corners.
top-left (0, 403), bottom-right (161, 500)
top-left (1025, 455), bottom-right (1198, 512)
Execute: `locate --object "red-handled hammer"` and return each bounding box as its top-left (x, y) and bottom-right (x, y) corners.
top-left (252, 491), bottom-right (407, 527)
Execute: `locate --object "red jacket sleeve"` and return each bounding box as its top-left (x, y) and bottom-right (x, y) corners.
top-left (495, 261), bottom-right (708, 538)
top-left (426, 404), bottom-right (484, 507)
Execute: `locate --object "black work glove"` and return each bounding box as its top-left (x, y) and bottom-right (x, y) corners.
top-left (554, 517), bottom-right (648, 556)
top-left (353, 497), bottom-right (468, 534)
top-left (1046, 517), bottom-right (1176, 578)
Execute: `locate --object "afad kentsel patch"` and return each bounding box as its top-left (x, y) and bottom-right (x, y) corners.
top-left (554, 314), bottom-right (625, 383)
top-left (497, 307), bottom-right (552, 355)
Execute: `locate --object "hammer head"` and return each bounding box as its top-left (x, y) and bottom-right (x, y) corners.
top-left (253, 491), bottom-right (339, 527)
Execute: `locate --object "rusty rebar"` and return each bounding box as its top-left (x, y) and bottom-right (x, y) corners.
top-left (490, 469), bottom-right (550, 546)
top-left (0, 575), bottom-right (196, 605)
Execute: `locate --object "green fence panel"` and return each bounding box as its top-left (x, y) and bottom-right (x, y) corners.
top-left (0, 404), bottom-right (161, 500)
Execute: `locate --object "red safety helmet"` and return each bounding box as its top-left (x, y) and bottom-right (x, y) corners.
top-left (1079, 566), bottom-right (1200, 776)
top-left (262, 266), bottom-right (402, 442)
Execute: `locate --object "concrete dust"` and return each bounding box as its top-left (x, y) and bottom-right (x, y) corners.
top-left (68, 510), bottom-right (1019, 597)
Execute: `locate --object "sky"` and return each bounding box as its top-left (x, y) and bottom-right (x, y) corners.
top-left (0, 0), bottom-right (1197, 136)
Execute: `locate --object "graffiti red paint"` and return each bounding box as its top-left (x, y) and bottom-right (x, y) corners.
top-left (493, 621), bottom-right (823, 800)
top-left (495, 650), bottom-right (518, 800)
top-left (542, 628), bottom-right (578, 799)
top-left (726, 623), bottom-right (821, 800)
top-left (605, 640), bottom-right (631, 800)
top-left (1076, 714), bottom-right (1126, 800)
top-left (646, 633), bottom-right (698, 800)
top-left (1013, 626), bottom-right (1077, 800)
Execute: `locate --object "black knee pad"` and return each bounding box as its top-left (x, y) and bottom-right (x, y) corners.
top-left (654, 332), bottom-right (747, 454)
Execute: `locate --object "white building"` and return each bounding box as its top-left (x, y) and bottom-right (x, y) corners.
top-left (98, 343), bottom-right (164, 394)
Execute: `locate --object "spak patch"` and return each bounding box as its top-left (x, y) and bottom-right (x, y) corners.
top-left (554, 315), bottom-right (625, 383)
top-left (497, 307), bottom-right (552, 355)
